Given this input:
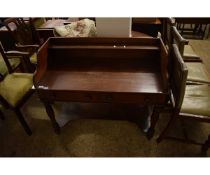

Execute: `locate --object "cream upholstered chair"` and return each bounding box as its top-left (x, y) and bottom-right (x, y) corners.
top-left (0, 43), bottom-right (34, 135)
top-left (157, 44), bottom-right (210, 155)
top-left (171, 26), bottom-right (210, 84)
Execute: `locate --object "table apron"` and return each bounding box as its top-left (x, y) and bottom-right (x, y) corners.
top-left (38, 91), bottom-right (167, 105)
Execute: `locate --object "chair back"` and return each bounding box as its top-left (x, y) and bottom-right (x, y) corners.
top-left (4, 18), bottom-right (34, 45)
top-left (0, 42), bottom-right (14, 74)
top-left (162, 18), bottom-right (175, 50)
top-left (170, 44), bottom-right (188, 109)
top-left (29, 18), bottom-right (46, 45)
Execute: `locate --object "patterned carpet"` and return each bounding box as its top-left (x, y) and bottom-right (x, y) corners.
top-left (0, 39), bottom-right (210, 157)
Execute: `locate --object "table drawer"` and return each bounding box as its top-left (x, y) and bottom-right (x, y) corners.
top-left (38, 90), bottom-right (167, 105)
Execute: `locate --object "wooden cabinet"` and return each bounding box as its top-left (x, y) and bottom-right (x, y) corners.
top-left (34, 37), bottom-right (169, 137)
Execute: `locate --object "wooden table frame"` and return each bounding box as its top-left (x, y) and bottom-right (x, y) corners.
top-left (33, 37), bottom-right (169, 139)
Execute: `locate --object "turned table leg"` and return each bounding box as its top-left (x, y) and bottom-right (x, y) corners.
top-left (42, 100), bottom-right (60, 134)
top-left (146, 106), bottom-right (161, 140)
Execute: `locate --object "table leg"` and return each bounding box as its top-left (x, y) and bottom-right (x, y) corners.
top-left (201, 134), bottom-right (210, 156)
top-left (146, 106), bottom-right (161, 140)
top-left (42, 100), bottom-right (60, 134)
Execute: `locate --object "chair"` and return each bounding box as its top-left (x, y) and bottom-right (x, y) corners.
top-left (157, 44), bottom-right (210, 155)
top-left (4, 18), bottom-right (39, 68)
top-left (161, 18), bottom-right (176, 51)
top-left (0, 42), bottom-right (33, 73)
top-left (0, 105), bottom-right (5, 120)
top-left (29, 18), bottom-right (46, 45)
top-left (0, 43), bottom-right (34, 135)
top-left (175, 18), bottom-right (209, 40)
top-left (171, 26), bottom-right (210, 84)
top-left (171, 26), bottom-right (201, 62)
top-left (0, 52), bottom-right (22, 76)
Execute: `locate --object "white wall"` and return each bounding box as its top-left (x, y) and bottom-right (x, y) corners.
top-left (95, 18), bottom-right (131, 37)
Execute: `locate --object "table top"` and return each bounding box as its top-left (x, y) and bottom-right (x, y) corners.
top-left (37, 70), bottom-right (164, 94)
top-left (132, 18), bottom-right (161, 24)
top-left (35, 37), bottom-right (167, 96)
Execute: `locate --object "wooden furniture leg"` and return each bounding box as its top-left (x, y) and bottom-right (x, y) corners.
top-left (0, 109), bottom-right (5, 120)
top-left (42, 100), bottom-right (60, 134)
top-left (14, 108), bottom-right (32, 135)
top-left (146, 106), bottom-right (161, 139)
top-left (201, 134), bottom-right (210, 156)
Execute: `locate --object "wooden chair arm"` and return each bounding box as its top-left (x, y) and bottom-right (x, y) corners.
top-left (172, 26), bottom-right (189, 44)
top-left (15, 44), bottom-right (39, 50)
top-left (5, 50), bottom-right (30, 57)
top-left (171, 26), bottom-right (189, 54)
top-left (167, 18), bottom-right (175, 26)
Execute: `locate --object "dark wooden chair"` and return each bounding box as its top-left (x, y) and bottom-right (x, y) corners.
top-left (171, 26), bottom-right (201, 62)
top-left (0, 43), bottom-right (34, 135)
top-left (157, 44), bottom-right (210, 155)
top-left (0, 108), bottom-right (5, 120)
top-left (29, 18), bottom-right (46, 45)
top-left (161, 18), bottom-right (175, 50)
top-left (0, 51), bottom-right (22, 76)
top-left (4, 18), bottom-right (39, 70)
top-left (171, 26), bottom-right (210, 85)
top-left (0, 41), bottom-right (33, 73)
top-left (175, 18), bottom-right (210, 40)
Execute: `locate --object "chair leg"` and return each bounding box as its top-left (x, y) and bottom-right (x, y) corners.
top-left (201, 134), bottom-right (210, 156)
top-left (157, 113), bottom-right (176, 143)
top-left (14, 108), bottom-right (32, 136)
top-left (0, 109), bottom-right (5, 120)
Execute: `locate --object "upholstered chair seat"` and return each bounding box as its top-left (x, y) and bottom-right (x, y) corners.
top-left (186, 62), bottom-right (210, 84)
top-left (183, 45), bottom-right (201, 61)
top-left (0, 56), bottom-right (20, 76)
top-left (181, 85), bottom-right (210, 116)
top-left (0, 73), bottom-right (33, 106)
top-left (31, 18), bottom-right (46, 29)
top-left (29, 53), bottom-right (37, 64)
